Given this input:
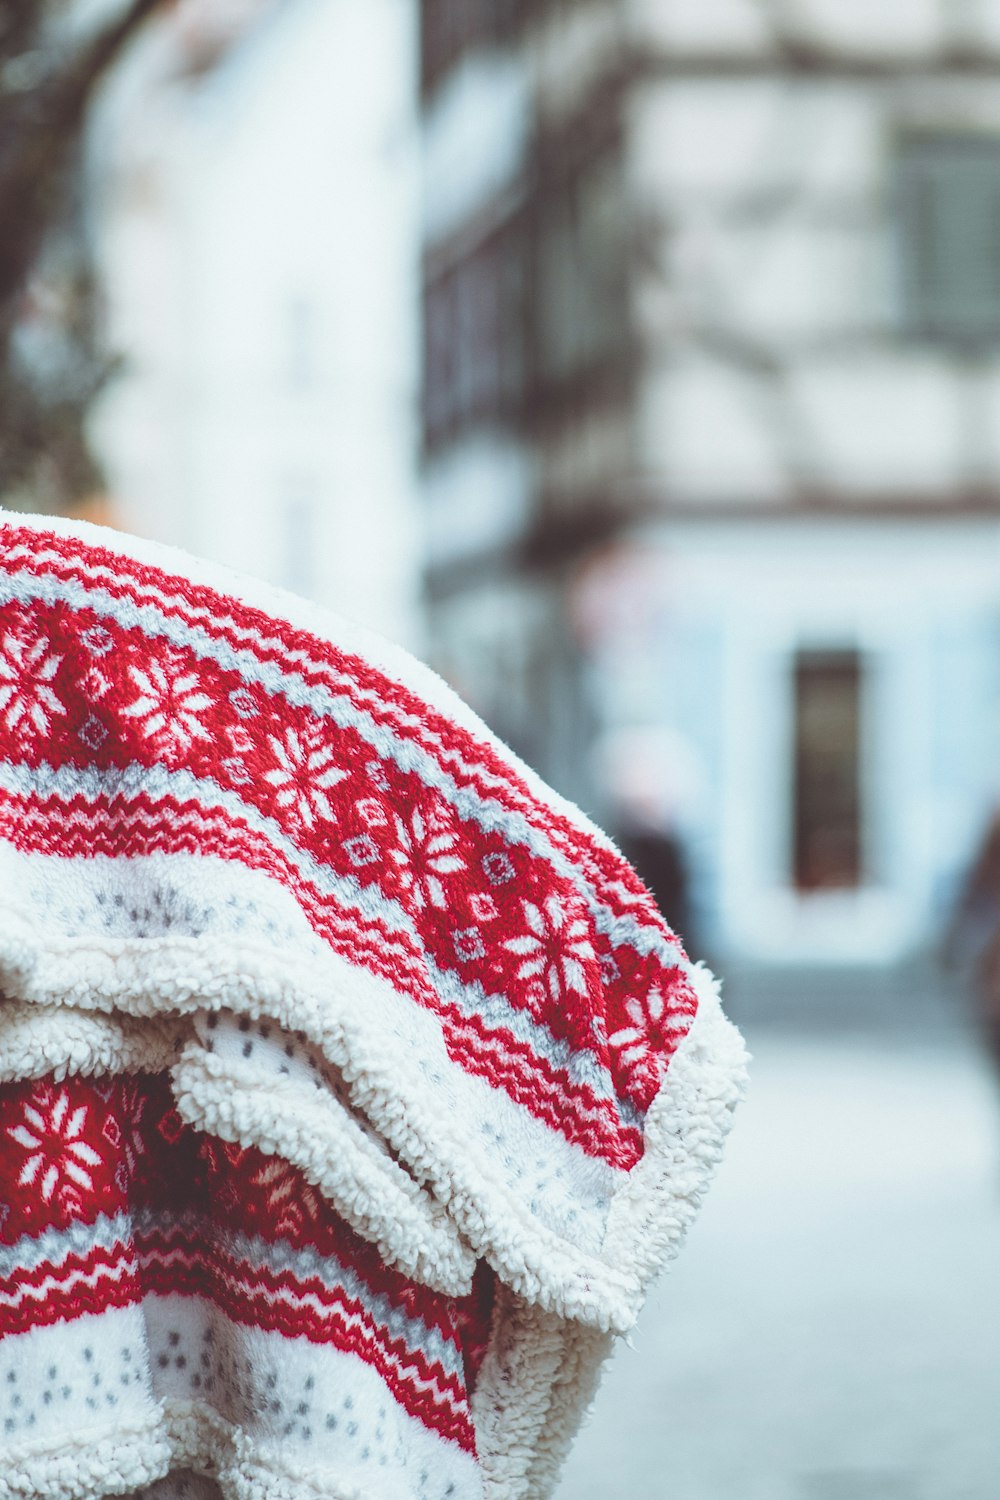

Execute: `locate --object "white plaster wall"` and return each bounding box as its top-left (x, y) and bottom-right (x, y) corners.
top-left (608, 518), bottom-right (1000, 963)
top-left (637, 356), bottom-right (792, 502)
top-left (422, 51), bottom-right (530, 246)
top-left (625, 0), bottom-right (769, 53)
top-left (791, 0), bottom-right (943, 54)
top-left (90, 0), bottom-right (422, 649)
top-left (625, 0), bottom-right (1000, 54)
top-left (790, 355), bottom-right (965, 494)
top-left (629, 75), bottom-right (1000, 499)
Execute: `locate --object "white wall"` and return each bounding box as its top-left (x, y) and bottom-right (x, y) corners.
top-left (626, 0), bottom-right (1000, 54)
top-left (89, 0), bottom-right (421, 649)
top-left (421, 50), bottom-right (529, 246)
top-left (584, 517), bottom-right (1000, 963)
top-left (630, 75), bottom-right (1000, 501)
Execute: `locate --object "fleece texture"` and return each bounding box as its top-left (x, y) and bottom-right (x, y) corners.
top-left (0, 510), bottom-right (748, 1499)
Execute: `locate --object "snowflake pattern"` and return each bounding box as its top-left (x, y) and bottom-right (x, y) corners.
top-left (504, 896), bottom-right (594, 1003)
top-left (608, 985), bottom-right (691, 1094)
top-left (7, 1088), bottom-right (103, 1209)
top-left (229, 686), bottom-right (258, 719)
top-left (452, 926), bottom-right (486, 963)
top-left (79, 715), bottom-right (109, 751)
top-left (263, 725), bottom-right (349, 829)
top-left (122, 654), bottom-right (214, 754)
top-left (0, 523), bottom-right (704, 1206)
top-left (227, 724), bottom-right (256, 756)
top-left (0, 622), bottom-right (66, 739)
top-left (391, 805), bottom-right (465, 910)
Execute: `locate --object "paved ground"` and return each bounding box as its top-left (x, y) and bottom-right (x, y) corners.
top-left (555, 967), bottom-right (1000, 1500)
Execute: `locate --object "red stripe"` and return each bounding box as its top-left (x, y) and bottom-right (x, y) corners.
top-left (0, 1230), bottom-right (474, 1450)
top-left (0, 1240), bottom-right (141, 1336)
top-left (0, 555), bottom-right (698, 1127)
top-left (1, 533), bottom-right (676, 933)
top-left (0, 786), bottom-right (645, 1159)
top-left (135, 1226), bottom-right (469, 1406)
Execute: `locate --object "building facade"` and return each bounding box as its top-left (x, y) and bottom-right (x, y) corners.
top-left (419, 0), bottom-right (1000, 964)
top-left (89, 0), bottom-right (421, 648)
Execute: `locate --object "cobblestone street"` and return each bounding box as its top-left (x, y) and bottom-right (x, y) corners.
top-left (556, 969), bottom-right (1000, 1500)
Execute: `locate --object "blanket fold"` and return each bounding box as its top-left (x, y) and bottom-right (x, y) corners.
top-left (0, 510), bottom-right (747, 1500)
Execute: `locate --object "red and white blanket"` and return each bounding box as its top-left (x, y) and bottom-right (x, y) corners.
top-left (0, 510), bottom-right (747, 1500)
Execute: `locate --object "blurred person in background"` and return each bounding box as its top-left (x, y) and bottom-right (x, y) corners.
top-left (595, 725), bottom-right (701, 962)
top-left (943, 807), bottom-right (1000, 1082)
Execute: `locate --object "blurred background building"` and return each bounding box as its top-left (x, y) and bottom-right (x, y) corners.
top-left (6, 0), bottom-right (1000, 969)
top-left (3, 6), bottom-right (1000, 1495)
top-left (418, 0), bottom-right (1000, 966)
top-left (89, 0), bottom-right (421, 648)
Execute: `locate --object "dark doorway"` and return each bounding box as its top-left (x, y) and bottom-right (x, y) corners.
top-left (792, 649), bottom-right (864, 891)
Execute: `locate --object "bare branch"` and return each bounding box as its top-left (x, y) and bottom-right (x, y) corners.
top-left (0, 0), bottom-right (163, 511)
top-left (0, 0), bottom-right (163, 318)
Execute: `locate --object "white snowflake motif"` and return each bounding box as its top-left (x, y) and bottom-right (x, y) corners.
top-left (391, 805), bottom-right (465, 910)
top-left (8, 1089), bottom-right (103, 1207)
top-left (79, 716), bottom-right (108, 752)
top-left (221, 722), bottom-right (256, 786)
top-left (251, 1157), bottom-right (322, 1238)
top-left (264, 724), bottom-right (349, 829)
top-left (608, 987), bottom-right (691, 1090)
top-left (504, 896), bottom-right (595, 1003)
top-left (222, 756), bottom-right (253, 786)
top-left (229, 686), bottom-right (258, 720)
top-left (122, 654), bottom-right (214, 754)
top-left (0, 622), bottom-right (66, 739)
top-left (452, 926), bottom-right (486, 963)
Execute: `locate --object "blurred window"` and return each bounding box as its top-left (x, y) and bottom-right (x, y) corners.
top-left (423, 219), bottom-right (528, 447)
top-left (896, 133), bottom-right (1000, 346)
top-left (533, 148), bottom-right (630, 386)
top-left (792, 649), bottom-right (864, 891)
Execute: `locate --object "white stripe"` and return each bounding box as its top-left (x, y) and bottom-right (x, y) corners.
top-left (0, 1211), bottom-right (131, 1279)
top-left (0, 1252), bottom-right (138, 1312)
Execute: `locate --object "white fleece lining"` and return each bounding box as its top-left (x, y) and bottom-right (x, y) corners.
top-left (0, 951), bottom-right (746, 1500)
top-left (171, 1040), bottom-right (476, 1298)
top-left (602, 963), bottom-right (749, 1286)
top-left (472, 968), bottom-right (748, 1499)
top-left (0, 960), bottom-right (746, 1500)
top-left (0, 921), bottom-right (649, 1331)
top-left (0, 1400), bottom-right (388, 1500)
top-left (0, 1001), bottom-right (188, 1083)
top-left (472, 1290), bottom-right (612, 1500)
